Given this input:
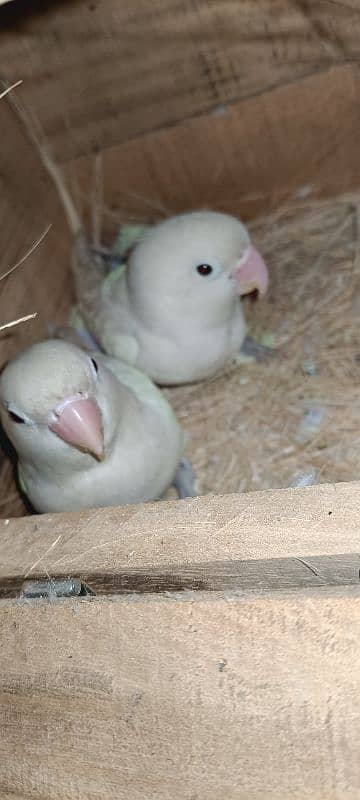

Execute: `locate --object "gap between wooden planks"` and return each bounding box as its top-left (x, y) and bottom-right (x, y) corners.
top-left (0, 552), bottom-right (360, 600)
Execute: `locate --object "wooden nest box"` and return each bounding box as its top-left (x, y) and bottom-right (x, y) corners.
top-left (1, 2), bottom-right (360, 798)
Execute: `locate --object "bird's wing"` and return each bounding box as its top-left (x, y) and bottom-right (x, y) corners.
top-left (100, 328), bottom-right (139, 364)
top-left (68, 270), bottom-right (140, 365)
top-left (95, 265), bottom-right (139, 364)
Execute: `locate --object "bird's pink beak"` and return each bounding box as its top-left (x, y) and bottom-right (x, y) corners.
top-left (48, 396), bottom-right (104, 461)
top-left (231, 245), bottom-right (269, 297)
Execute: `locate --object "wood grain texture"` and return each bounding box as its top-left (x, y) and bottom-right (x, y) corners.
top-left (68, 62), bottom-right (360, 226)
top-left (1, 587), bottom-right (360, 799)
top-left (0, 0), bottom-right (360, 163)
top-left (1, 481), bottom-right (360, 580)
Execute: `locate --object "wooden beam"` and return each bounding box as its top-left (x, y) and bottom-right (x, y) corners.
top-left (1, 481), bottom-right (360, 580)
top-left (1, 587), bottom-right (360, 798)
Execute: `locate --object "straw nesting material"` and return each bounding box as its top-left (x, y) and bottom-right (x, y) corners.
top-left (164, 193), bottom-right (360, 496)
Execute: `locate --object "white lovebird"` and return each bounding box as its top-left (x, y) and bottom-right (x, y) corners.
top-left (72, 210), bottom-right (269, 385)
top-left (0, 339), bottom-right (188, 513)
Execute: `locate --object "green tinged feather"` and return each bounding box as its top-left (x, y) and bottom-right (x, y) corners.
top-left (101, 262), bottom-right (127, 300)
top-left (18, 467), bottom-right (28, 498)
top-left (112, 224), bottom-right (149, 258)
top-left (68, 305), bottom-right (88, 333)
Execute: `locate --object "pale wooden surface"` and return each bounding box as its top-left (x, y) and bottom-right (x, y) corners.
top-left (0, 0), bottom-right (360, 163)
top-left (1, 481), bottom-right (360, 580)
top-left (1, 587), bottom-right (360, 799)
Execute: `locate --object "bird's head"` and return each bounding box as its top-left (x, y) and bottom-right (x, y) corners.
top-left (0, 340), bottom-right (109, 468)
top-left (127, 210), bottom-right (268, 324)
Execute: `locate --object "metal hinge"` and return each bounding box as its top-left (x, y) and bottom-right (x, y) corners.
top-left (21, 578), bottom-right (96, 599)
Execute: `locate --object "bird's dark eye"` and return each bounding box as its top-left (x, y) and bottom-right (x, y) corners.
top-left (196, 264), bottom-right (213, 277)
top-left (8, 410), bottom-right (25, 424)
top-left (90, 358), bottom-right (98, 374)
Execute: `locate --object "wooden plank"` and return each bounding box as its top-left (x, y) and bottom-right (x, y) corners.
top-left (1, 552), bottom-right (360, 599)
top-left (1, 0), bottom-right (360, 163)
top-left (1, 481), bottom-right (360, 579)
top-left (1, 587), bottom-right (360, 798)
top-left (68, 63), bottom-right (360, 226)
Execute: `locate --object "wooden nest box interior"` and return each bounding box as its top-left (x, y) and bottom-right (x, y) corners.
top-left (1, 3), bottom-right (360, 799)
top-left (2, 2), bottom-right (360, 516)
